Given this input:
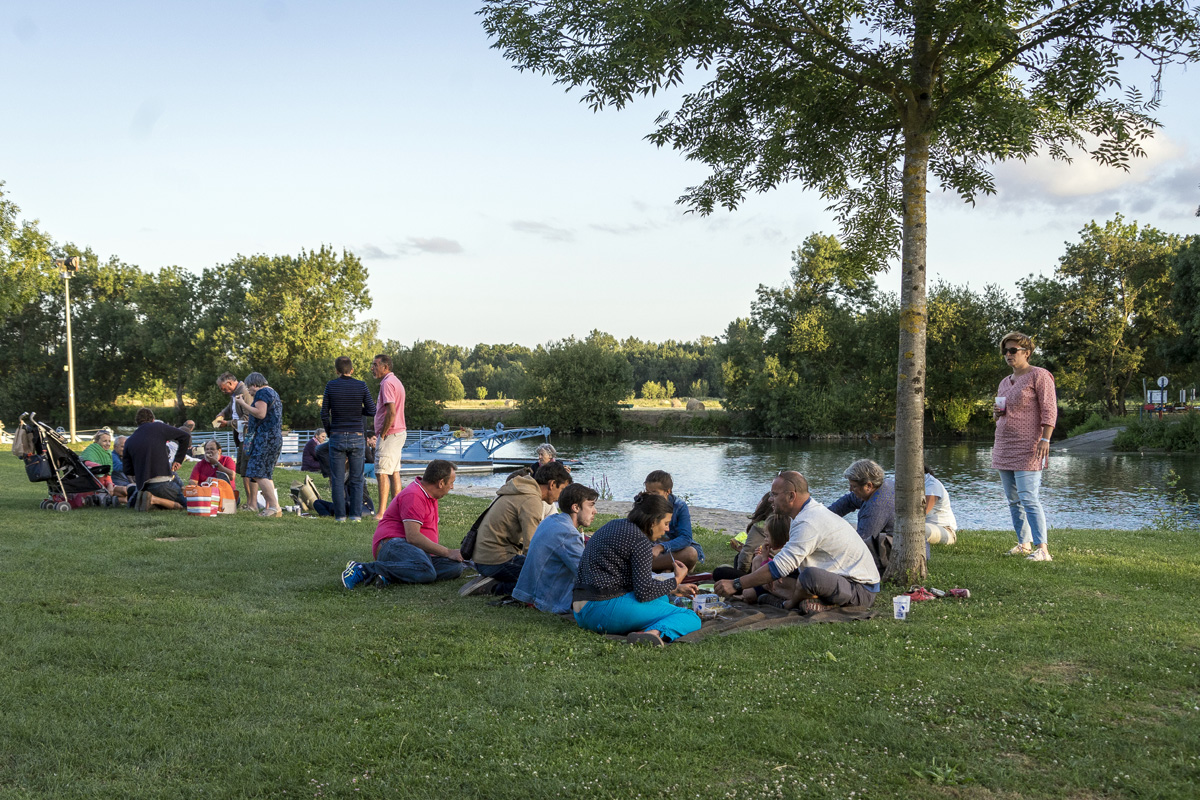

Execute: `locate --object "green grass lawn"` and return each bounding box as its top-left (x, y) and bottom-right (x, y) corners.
top-left (1, 457), bottom-right (1198, 799)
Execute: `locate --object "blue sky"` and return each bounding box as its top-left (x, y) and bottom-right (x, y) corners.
top-left (3, 1), bottom-right (1198, 347)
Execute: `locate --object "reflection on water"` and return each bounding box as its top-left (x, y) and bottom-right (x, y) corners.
top-left (453, 435), bottom-right (1200, 531)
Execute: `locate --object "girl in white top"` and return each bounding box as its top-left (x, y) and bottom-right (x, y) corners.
top-left (924, 467), bottom-right (957, 545)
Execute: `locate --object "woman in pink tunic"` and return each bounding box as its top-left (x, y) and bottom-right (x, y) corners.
top-left (992, 331), bottom-right (1057, 562)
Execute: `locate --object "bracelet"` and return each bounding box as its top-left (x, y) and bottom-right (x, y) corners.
top-left (733, 577), bottom-right (743, 592)
top-left (1039, 438), bottom-right (1050, 442)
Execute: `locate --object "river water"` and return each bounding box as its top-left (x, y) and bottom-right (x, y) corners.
top-left (454, 435), bottom-right (1200, 531)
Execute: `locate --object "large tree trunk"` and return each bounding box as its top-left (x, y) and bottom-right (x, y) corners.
top-left (887, 14), bottom-right (935, 587)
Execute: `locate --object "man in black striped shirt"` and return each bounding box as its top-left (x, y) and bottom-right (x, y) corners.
top-left (320, 356), bottom-right (376, 522)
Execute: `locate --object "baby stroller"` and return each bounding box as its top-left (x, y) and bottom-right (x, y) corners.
top-left (16, 412), bottom-right (113, 511)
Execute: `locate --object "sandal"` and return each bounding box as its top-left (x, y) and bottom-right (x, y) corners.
top-left (627, 631), bottom-right (664, 647)
top-left (259, 507), bottom-right (282, 518)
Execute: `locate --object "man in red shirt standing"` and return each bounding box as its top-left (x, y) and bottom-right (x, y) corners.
top-left (340, 460), bottom-right (463, 588)
top-left (370, 353), bottom-right (407, 522)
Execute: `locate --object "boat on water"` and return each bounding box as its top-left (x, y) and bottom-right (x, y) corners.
top-left (194, 423), bottom-right (558, 475)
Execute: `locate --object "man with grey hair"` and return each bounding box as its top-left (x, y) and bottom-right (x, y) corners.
top-left (713, 471), bottom-right (879, 614)
top-left (827, 458), bottom-right (896, 573)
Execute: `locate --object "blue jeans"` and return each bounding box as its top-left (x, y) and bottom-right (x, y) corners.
top-left (999, 469), bottom-right (1048, 547)
top-left (477, 555), bottom-right (526, 596)
top-left (574, 592), bottom-right (701, 642)
top-left (364, 537), bottom-right (465, 585)
top-left (329, 431), bottom-right (365, 521)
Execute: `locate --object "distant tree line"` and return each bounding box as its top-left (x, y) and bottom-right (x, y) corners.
top-left (720, 221), bottom-right (1199, 437)
top-left (0, 185), bottom-right (722, 432)
top-left (4, 179), bottom-right (1196, 437)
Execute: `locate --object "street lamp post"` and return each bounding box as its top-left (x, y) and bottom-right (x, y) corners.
top-left (54, 256), bottom-right (80, 443)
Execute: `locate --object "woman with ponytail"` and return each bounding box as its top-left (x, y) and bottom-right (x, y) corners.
top-left (571, 492), bottom-right (701, 646)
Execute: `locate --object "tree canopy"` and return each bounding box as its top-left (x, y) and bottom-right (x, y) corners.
top-left (481, 0), bottom-right (1200, 583)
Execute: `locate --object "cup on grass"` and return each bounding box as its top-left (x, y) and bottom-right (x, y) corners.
top-left (893, 595), bottom-right (911, 620)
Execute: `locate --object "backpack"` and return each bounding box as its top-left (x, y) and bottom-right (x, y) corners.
top-left (459, 498), bottom-right (499, 561)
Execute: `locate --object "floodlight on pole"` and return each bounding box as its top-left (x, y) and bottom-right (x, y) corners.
top-left (53, 256), bottom-right (80, 443)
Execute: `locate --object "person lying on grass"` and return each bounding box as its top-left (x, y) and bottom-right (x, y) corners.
top-left (340, 460), bottom-right (463, 589)
top-left (510, 483), bottom-right (599, 615)
top-left (714, 471), bottom-right (880, 616)
top-left (732, 513), bottom-right (792, 606)
top-left (572, 492), bottom-right (701, 646)
top-left (642, 470), bottom-right (703, 573)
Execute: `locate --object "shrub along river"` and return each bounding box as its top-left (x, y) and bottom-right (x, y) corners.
top-left (455, 435), bottom-right (1200, 531)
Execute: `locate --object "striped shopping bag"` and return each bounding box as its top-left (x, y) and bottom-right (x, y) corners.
top-left (184, 482), bottom-right (215, 516)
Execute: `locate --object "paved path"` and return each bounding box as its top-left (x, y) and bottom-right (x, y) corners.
top-left (1049, 426), bottom-right (1123, 455)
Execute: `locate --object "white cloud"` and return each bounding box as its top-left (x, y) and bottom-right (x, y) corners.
top-left (511, 220), bottom-right (574, 242)
top-left (408, 237), bottom-right (463, 254)
top-left (993, 133), bottom-right (1185, 198)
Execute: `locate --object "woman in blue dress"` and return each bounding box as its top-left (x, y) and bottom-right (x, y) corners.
top-left (235, 371), bottom-right (284, 517)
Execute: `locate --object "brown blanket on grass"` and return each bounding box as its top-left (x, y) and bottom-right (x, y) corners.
top-left (580, 600), bottom-right (877, 643)
top-left (673, 600), bottom-right (877, 643)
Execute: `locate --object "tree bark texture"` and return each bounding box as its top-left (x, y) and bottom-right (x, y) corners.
top-left (889, 11), bottom-right (935, 586)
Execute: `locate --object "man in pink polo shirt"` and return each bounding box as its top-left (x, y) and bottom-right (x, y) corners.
top-left (340, 460), bottom-right (462, 588)
top-left (370, 353), bottom-right (407, 522)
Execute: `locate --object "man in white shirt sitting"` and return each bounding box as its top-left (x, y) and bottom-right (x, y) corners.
top-left (714, 470), bottom-right (880, 615)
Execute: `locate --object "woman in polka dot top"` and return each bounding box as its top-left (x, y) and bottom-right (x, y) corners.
top-left (572, 493), bottom-right (702, 645)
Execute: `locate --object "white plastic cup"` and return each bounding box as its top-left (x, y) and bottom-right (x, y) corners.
top-left (995, 396), bottom-right (1006, 415)
top-left (893, 595), bottom-right (911, 620)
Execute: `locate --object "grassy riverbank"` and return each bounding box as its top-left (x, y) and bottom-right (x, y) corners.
top-left (1, 457), bottom-right (1198, 799)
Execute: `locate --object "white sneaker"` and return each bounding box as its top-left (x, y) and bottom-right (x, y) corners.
top-left (1006, 545), bottom-right (1032, 556)
top-left (1026, 549), bottom-right (1053, 562)
top-left (458, 575), bottom-right (496, 596)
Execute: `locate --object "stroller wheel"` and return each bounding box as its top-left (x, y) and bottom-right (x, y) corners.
top-left (40, 499), bottom-right (51, 510)
top-left (54, 501), bottom-right (71, 512)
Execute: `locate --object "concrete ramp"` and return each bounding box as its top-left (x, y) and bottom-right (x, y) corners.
top-left (1050, 426), bottom-right (1124, 455)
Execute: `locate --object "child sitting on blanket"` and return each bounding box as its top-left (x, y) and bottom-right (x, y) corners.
top-left (643, 470), bottom-right (704, 573)
top-left (736, 513), bottom-right (793, 605)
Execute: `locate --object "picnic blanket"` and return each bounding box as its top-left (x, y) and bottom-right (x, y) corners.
top-left (497, 595), bottom-right (877, 643)
top-left (673, 600), bottom-right (876, 643)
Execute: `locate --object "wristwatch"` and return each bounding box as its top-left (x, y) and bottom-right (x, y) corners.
top-left (733, 577), bottom-right (743, 593)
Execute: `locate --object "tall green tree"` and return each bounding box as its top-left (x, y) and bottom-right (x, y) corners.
top-left (0, 244), bottom-right (146, 422)
top-left (1164, 236), bottom-right (1200, 384)
top-left (721, 233), bottom-right (895, 435)
top-left (0, 183), bottom-right (57, 322)
top-left (519, 333), bottom-right (633, 432)
top-left (926, 283), bottom-right (1020, 432)
top-left (134, 266), bottom-right (205, 423)
top-left (204, 246), bottom-right (371, 426)
top-left (1022, 216), bottom-right (1181, 414)
top-left (481, 0), bottom-right (1200, 582)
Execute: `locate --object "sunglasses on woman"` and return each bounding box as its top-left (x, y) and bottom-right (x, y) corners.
top-left (1002, 347), bottom-right (1025, 355)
